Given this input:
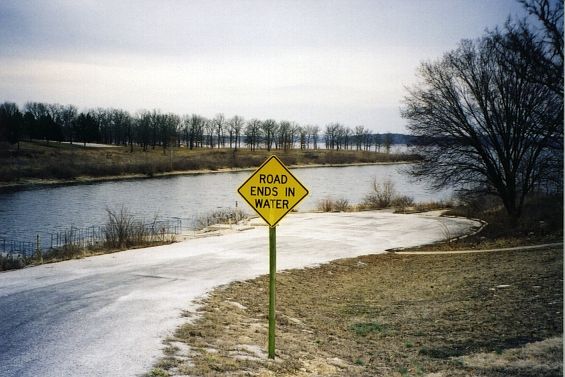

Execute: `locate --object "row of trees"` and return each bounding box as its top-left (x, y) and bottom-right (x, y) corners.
top-left (403, 0), bottom-right (563, 218)
top-left (0, 103), bottom-right (397, 153)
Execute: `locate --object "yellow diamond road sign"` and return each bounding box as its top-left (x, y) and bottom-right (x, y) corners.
top-left (238, 156), bottom-right (309, 227)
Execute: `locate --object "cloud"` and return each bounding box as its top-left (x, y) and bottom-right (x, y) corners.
top-left (0, 0), bottom-right (527, 132)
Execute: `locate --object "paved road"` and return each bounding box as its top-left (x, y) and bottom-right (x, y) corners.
top-left (0, 211), bottom-right (480, 377)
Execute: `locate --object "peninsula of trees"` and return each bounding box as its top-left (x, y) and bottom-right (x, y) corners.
top-left (0, 103), bottom-right (405, 154)
top-left (0, 106), bottom-right (418, 185)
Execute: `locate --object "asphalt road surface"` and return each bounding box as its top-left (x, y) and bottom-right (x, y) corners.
top-left (0, 211), bottom-right (480, 377)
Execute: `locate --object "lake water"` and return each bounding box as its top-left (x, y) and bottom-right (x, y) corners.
top-left (0, 164), bottom-right (452, 244)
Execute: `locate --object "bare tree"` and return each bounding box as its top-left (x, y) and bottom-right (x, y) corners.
top-left (245, 118), bottom-right (262, 151)
top-left (0, 102), bottom-right (23, 149)
top-left (261, 119), bottom-right (277, 151)
top-left (362, 128), bottom-right (372, 151)
top-left (111, 109), bottom-right (132, 148)
top-left (185, 114), bottom-right (203, 149)
top-left (325, 123), bottom-right (339, 149)
top-left (213, 113), bottom-right (225, 148)
top-left (278, 121), bottom-right (294, 151)
top-left (402, 32), bottom-right (562, 218)
top-left (354, 126), bottom-right (365, 150)
top-left (510, 0), bottom-right (563, 96)
top-left (383, 133), bottom-right (393, 154)
top-left (136, 110), bottom-right (152, 151)
top-left (204, 118), bottom-right (215, 148)
top-left (311, 125), bottom-right (320, 150)
top-left (229, 115), bottom-right (244, 150)
top-left (58, 104), bottom-right (78, 144)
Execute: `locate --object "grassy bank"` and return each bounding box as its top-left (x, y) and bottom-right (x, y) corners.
top-left (408, 194), bottom-right (563, 251)
top-left (151, 246), bottom-right (562, 377)
top-left (0, 141), bottom-right (419, 186)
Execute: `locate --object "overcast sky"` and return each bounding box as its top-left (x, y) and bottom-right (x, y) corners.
top-left (0, 0), bottom-right (528, 132)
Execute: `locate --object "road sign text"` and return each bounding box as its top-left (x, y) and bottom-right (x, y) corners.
top-left (238, 156), bottom-right (309, 227)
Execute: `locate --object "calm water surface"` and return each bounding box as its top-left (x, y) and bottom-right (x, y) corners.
top-left (0, 164), bottom-right (452, 243)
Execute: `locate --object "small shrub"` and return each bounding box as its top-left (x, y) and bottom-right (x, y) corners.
top-left (103, 207), bottom-right (175, 248)
top-left (44, 243), bottom-right (84, 261)
top-left (317, 198), bottom-right (335, 212)
top-left (391, 195), bottom-right (414, 212)
top-left (316, 198), bottom-right (351, 212)
top-left (362, 179), bottom-right (414, 210)
top-left (0, 254), bottom-right (26, 271)
top-left (350, 322), bottom-right (385, 336)
top-left (334, 198), bottom-right (351, 212)
top-left (373, 179), bottom-right (396, 207)
top-left (104, 207), bottom-right (138, 248)
top-left (147, 368), bottom-right (169, 377)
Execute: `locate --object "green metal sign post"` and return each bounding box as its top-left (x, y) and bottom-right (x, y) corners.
top-left (268, 226), bottom-right (276, 359)
top-left (237, 156), bottom-right (309, 360)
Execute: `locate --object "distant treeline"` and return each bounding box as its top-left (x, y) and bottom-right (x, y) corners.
top-left (0, 101), bottom-right (415, 152)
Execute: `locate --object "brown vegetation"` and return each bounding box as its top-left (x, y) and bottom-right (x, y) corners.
top-left (0, 141), bottom-right (419, 186)
top-left (152, 246), bottom-right (562, 376)
top-left (408, 193), bottom-right (564, 251)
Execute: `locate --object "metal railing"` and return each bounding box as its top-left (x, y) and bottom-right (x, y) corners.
top-left (1, 218), bottom-right (184, 259)
top-left (0, 239), bottom-right (36, 258)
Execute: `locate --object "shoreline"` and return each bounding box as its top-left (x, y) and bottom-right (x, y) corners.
top-left (0, 160), bottom-right (414, 191)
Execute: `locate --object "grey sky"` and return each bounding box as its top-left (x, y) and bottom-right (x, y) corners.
top-left (0, 0), bottom-right (527, 132)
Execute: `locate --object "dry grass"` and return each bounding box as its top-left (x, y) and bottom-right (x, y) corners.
top-left (406, 194), bottom-right (564, 252)
top-left (195, 208), bottom-right (247, 230)
top-left (316, 198), bottom-right (352, 212)
top-left (0, 141), bottom-right (419, 184)
top-left (152, 247), bottom-right (562, 376)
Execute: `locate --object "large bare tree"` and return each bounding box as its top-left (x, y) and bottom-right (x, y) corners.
top-left (402, 22), bottom-right (562, 217)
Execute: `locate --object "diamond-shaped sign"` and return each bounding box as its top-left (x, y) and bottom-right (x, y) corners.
top-left (238, 155), bottom-right (309, 227)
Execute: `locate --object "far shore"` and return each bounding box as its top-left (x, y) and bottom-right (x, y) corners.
top-left (0, 160), bottom-right (415, 191)
top-left (1, 141), bottom-right (421, 191)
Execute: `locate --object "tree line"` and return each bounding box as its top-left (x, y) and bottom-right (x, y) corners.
top-left (0, 103), bottom-right (398, 153)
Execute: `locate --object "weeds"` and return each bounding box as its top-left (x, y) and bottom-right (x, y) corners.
top-left (195, 208), bottom-right (246, 229)
top-left (146, 368), bottom-right (169, 377)
top-left (103, 207), bottom-right (175, 249)
top-left (317, 198), bottom-right (335, 212)
top-left (391, 195), bottom-right (414, 213)
top-left (350, 322), bottom-right (385, 336)
top-left (412, 199), bottom-right (454, 212)
top-left (0, 254), bottom-right (26, 270)
top-left (437, 219), bottom-right (453, 245)
top-left (316, 197), bottom-right (352, 212)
